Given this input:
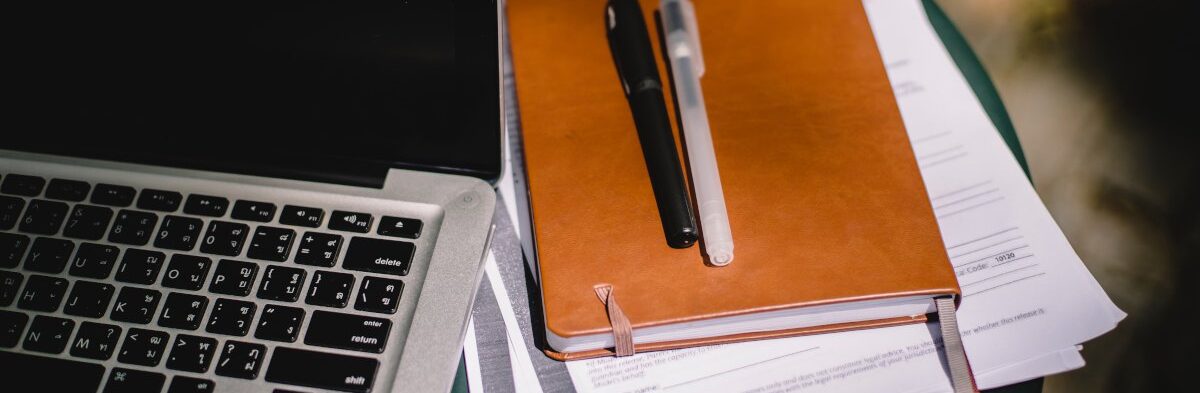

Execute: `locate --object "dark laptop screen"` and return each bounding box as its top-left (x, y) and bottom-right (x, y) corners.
top-left (3, 1), bottom-right (501, 187)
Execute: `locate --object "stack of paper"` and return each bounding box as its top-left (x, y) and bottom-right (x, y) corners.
top-left (467, 0), bottom-right (1124, 391)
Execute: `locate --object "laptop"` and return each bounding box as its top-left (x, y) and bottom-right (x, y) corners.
top-left (0, 1), bottom-right (501, 392)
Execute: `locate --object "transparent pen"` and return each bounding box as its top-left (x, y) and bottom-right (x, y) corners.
top-left (661, 0), bottom-right (734, 265)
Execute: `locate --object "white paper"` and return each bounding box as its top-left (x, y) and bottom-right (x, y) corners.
top-left (488, 256), bottom-right (546, 393)
top-left (975, 346), bottom-right (1083, 389)
top-left (463, 317), bottom-right (486, 392)
top-left (564, 0), bottom-right (1123, 391)
top-left (462, 255), bottom-right (545, 393)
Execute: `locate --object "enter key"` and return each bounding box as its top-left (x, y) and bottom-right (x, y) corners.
top-left (304, 310), bottom-right (391, 353)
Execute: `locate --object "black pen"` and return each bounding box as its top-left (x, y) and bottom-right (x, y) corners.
top-left (605, 0), bottom-right (698, 248)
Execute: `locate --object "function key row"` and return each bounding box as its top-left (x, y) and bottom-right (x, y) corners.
top-left (47, 179), bottom-right (90, 202)
top-left (183, 194), bottom-right (228, 217)
top-left (92, 183), bottom-right (137, 207)
top-left (2, 173), bottom-right (424, 238)
top-left (232, 200), bottom-right (275, 222)
top-left (1, 174), bottom-right (46, 197)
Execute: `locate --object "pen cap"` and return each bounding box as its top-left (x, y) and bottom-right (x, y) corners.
top-left (661, 0), bottom-right (704, 76)
top-left (606, 0), bottom-right (663, 93)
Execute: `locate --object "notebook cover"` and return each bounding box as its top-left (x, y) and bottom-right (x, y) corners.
top-left (510, 0), bottom-right (959, 359)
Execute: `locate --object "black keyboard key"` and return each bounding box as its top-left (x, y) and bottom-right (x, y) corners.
top-left (0, 309), bottom-right (29, 347)
top-left (18, 199), bottom-right (69, 235)
top-left (378, 216), bottom-right (423, 239)
top-left (92, 183), bottom-right (136, 207)
top-left (305, 310), bottom-right (390, 353)
top-left (104, 367), bottom-right (165, 393)
top-left (255, 304), bottom-right (304, 343)
top-left (206, 298), bottom-right (256, 336)
top-left (154, 215), bottom-right (203, 251)
top-left (257, 266), bottom-right (306, 302)
top-left (199, 220), bottom-right (248, 256)
top-left (70, 242), bottom-right (120, 279)
top-left (306, 271), bottom-right (354, 308)
top-left (0, 195), bottom-right (25, 230)
top-left (232, 200), bottom-right (276, 222)
top-left (280, 205), bottom-right (323, 227)
top-left (137, 189), bottom-right (183, 212)
top-left (115, 248), bottom-right (167, 284)
top-left (109, 209), bottom-right (159, 245)
top-left (295, 232), bottom-right (343, 267)
top-left (23, 315), bottom-right (75, 354)
top-left (71, 321), bottom-right (122, 360)
top-left (118, 327), bottom-right (170, 366)
top-left (168, 376), bottom-right (216, 393)
top-left (110, 286), bottom-right (162, 324)
top-left (329, 210), bottom-right (372, 233)
top-left (64, 280), bottom-right (116, 318)
top-left (18, 274), bottom-right (68, 312)
top-left (266, 347), bottom-right (379, 393)
top-left (184, 194), bottom-right (229, 217)
top-left (1, 174), bottom-right (45, 196)
top-left (162, 254), bottom-right (213, 290)
top-left (342, 236), bottom-right (415, 276)
top-left (64, 204), bottom-right (115, 240)
top-left (0, 271), bottom-right (22, 307)
top-left (23, 236), bottom-right (74, 273)
top-left (46, 178), bottom-right (91, 202)
top-left (0, 350), bottom-right (106, 392)
top-left (247, 226), bottom-right (296, 262)
top-left (0, 232), bottom-right (30, 268)
top-left (209, 259), bottom-right (258, 296)
top-left (167, 334), bottom-right (218, 373)
top-left (159, 292), bottom-right (209, 330)
top-left (355, 276), bottom-right (404, 314)
top-left (215, 340), bottom-right (266, 379)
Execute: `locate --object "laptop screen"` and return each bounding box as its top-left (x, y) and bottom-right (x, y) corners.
top-left (3, 1), bottom-right (501, 187)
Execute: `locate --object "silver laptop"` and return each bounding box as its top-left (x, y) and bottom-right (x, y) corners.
top-left (0, 1), bottom-right (501, 392)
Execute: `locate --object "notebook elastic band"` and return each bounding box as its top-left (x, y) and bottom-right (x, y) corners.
top-left (594, 284), bottom-right (635, 356)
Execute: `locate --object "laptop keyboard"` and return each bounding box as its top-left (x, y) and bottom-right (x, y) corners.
top-left (0, 171), bottom-right (429, 392)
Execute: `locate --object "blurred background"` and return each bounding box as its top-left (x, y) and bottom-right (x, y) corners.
top-left (935, 0), bottom-right (1198, 391)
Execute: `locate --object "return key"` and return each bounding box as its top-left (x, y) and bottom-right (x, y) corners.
top-left (305, 310), bottom-right (390, 353)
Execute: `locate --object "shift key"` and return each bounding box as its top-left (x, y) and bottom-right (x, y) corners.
top-left (305, 310), bottom-right (390, 353)
top-left (342, 237), bottom-right (415, 276)
top-left (266, 347), bottom-right (378, 393)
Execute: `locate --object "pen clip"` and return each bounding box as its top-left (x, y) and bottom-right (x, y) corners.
top-left (661, 0), bottom-right (704, 76)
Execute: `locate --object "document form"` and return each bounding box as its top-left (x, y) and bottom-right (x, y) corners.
top-left (563, 0), bottom-right (1124, 391)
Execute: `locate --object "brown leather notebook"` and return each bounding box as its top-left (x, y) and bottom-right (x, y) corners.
top-left (510, 0), bottom-right (960, 360)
